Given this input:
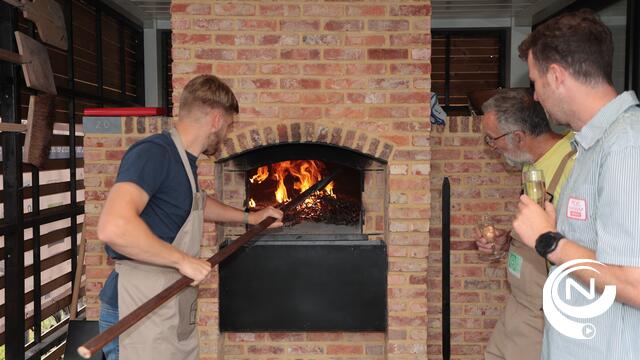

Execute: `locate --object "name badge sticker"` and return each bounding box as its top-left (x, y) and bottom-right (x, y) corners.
top-left (567, 197), bottom-right (587, 221)
top-left (507, 250), bottom-right (523, 278)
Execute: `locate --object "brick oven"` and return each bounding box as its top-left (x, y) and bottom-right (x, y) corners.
top-left (216, 128), bottom-right (390, 332)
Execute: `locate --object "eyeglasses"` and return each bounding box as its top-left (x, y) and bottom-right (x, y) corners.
top-left (484, 131), bottom-right (517, 147)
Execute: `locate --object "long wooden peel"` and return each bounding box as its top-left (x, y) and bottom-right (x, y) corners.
top-left (24, 93), bottom-right (56, 167)
top-left (0, 31), bottom-right (57, 94)
top-left (70, 224), bottom-right (87, 320)
top-left (0, 94), bottom-right (56, 169)
top-left (1, 0), bottom-right (68, 50)
top-left (77, 169), bottom-right (342, 359)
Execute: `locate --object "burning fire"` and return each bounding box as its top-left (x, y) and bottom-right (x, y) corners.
top-left (250, 160), bottom-right (335, 204)
top-left (248, 198), bottom-right (256, 208)
top-left (250, 166), bottom-right (269, 184)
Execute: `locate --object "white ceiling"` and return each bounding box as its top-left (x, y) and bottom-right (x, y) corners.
top-left (106, 0), bottom-right (171, 24)
top-left (432, 0), bottom-right (537, 18)
top-left (106, 0), bottom-right (591, 27)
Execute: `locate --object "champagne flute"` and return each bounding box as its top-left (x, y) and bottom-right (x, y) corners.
top-left (477, 216), bottom-right (503, 262)
top-left (523, 167), bottom-right (546, 207)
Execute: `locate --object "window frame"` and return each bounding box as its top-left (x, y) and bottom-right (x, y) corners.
top-left (1, 0), bottom-right (144, 358)
top-left (160, 29), bottom-right (173, 116)
top-left (431, 28), bottom-right (508, 116)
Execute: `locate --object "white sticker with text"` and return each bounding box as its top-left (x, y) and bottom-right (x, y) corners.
top-left (567, 197), bottom-right (587, 220)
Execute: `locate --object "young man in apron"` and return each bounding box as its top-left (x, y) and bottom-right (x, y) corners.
top-left (96, 75), bottom-right (283, 360)
top-left (475, 88), bottom-right (575, 360)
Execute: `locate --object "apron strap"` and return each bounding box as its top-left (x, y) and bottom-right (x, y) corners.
top-left (169, 128), bottom-right (198, 194)
top-left (546, 148), bottom-right (576, 200)
top-left (543, 148), bottom-right (576, 273)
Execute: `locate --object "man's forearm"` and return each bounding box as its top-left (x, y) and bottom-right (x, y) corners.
top-left (548, 239), bottom-right (640, 307)
top-left (204, 196), bottom-right (246, 223)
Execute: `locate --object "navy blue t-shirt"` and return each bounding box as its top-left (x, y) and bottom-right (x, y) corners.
top-left (99, 131), bottom-right (199, 307)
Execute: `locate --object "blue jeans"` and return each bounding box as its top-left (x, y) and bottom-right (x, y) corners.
top-left (99, 302), bottom-right (119, 360)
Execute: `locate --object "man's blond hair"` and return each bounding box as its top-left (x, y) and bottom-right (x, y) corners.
top-left (179, 75), bottom-right (239, 117)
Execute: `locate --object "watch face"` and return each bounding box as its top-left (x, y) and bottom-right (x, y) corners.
top-left (540, 234), bottom-right (556, 250)
top-left (536, 232), bottom-right (561, 257)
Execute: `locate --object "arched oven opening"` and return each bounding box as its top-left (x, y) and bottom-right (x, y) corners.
top-left (217, 143), bottom-right (388, 331)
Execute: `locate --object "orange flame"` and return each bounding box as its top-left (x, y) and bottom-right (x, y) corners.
top-left (291, 161), bottom-right (323, 193)
top-left (325, 181), bottom-right (336, 198)
top-left (248, 198), bottom-right (256, 208)
top-left (250, 166), bottom-right (269, 184)
top-left (273, 166), bottom-right (290, 203)
top-left (262, 160), bottom-right (333, 204)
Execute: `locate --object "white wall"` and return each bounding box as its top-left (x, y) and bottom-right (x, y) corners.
top-left (143, 20), bottom-right (171, 107)
top-left (509, 25), bottom-right (531, 88)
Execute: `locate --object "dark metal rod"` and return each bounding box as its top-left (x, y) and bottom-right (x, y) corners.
top-left (77, 170), bottom-right (342, 358)
top-left (64, 1), bottom-right (81, 326)
top-left (442, 177), bottom-right (451, 360)
top-left (32, 166), bottom-right (42, 346)
top-left (1, 3), bottom-right (25, 358)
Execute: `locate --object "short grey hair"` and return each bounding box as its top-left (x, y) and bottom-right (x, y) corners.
top-left (481, 88), bottom-right (551, 136)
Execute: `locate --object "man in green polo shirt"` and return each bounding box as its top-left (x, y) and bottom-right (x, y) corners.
top-left (476, 88), bottom-right (574, 360)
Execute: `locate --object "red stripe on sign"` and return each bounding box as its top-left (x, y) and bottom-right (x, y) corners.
top-left (83, 108), bottom-right (166, 116)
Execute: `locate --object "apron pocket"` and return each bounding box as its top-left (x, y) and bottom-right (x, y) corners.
top-left (177, 286), bottom-right (198, 341)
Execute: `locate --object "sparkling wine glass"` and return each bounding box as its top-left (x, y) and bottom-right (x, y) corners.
top-left (477, 216), bottom-right (503, 262)
top-left (523, 167), bottom-right (546, 207)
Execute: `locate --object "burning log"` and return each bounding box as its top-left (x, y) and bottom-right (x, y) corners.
top-left (247, 160), bottom-right (360, 227)
top-left (285, 193), bottom-right (360, 226)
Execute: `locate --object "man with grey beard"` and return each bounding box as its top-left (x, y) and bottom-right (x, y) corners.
top-left (476, 88), bottom-right (575, 360)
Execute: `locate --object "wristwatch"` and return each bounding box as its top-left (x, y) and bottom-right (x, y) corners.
top-left (535, 231), bottom-right (564, 260)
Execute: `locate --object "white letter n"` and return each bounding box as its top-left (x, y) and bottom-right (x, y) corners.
top-left (566, 278), bottom-right (596, 300)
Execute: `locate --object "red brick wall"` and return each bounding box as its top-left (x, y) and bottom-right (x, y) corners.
top-left (84, 1), bottom-right (432, 360)
top-left (170, 1), bottom-right (432, 359)
top-left (428, 117), bottom-right (520, 359)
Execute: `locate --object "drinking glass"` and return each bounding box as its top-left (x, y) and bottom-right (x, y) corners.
top-left (523, 167), bottom-right (546, 207)
top-left (477, 216), bottom-right (504, 262)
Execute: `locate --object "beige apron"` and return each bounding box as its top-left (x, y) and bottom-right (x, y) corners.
top-left (485, 234), bottom-right (547, 360)
top-left (485, 150), bottom-right (575, 360)
top-left (116, 128), bottom-right (204, 360)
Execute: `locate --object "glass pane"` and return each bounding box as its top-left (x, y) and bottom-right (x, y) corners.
top-left (598, 0), bottom-right (627, 93)
top-left (102, 14), bottom-right (122, 99)
top-left (73, 0), bottom-right (98, 95)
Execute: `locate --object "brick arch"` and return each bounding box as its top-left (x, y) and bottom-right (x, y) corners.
top-left (218, 120), bottom-right (395, 163)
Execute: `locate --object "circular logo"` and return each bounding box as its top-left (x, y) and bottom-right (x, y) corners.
top-left (543, 259), bottom-right (616, 340)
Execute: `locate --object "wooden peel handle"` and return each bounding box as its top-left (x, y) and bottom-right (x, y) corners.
top-left (0, 48), bottom-right (26, 64)
top-left (77, 170), bottom-right (341, 358)
top-left (0, 122), bottom-right (27, 133)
